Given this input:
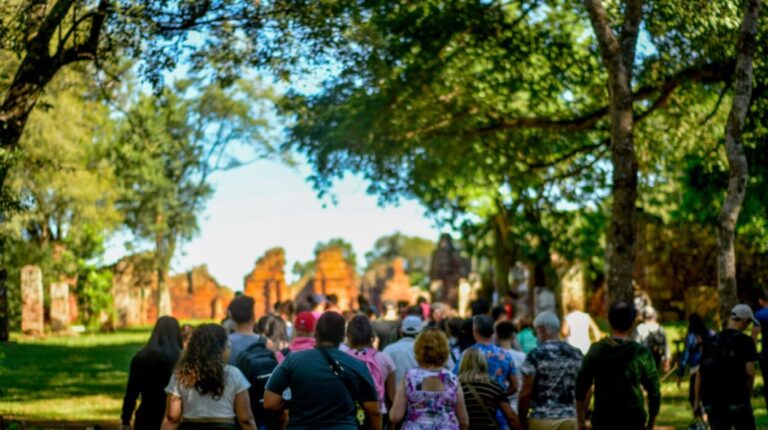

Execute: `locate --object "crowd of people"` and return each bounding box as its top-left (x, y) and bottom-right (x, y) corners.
top-left (119, 291), bottom-right (768, 430)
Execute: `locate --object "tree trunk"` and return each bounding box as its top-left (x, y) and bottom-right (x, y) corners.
top-left (0, 267), bottom-right (8, 342)
top-left (155, 213), bottom-right (173, 318)
top-left (717, 0), bottom-right (761, 323)
top-left (584, 0), bottom-right (643, 304)
top-left (492, 213), bottom-right (512, 301)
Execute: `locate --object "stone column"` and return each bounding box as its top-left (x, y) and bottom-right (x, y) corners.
top-left (50, 282), bottom-right (70, 331)
top-left (21, 265), bottom-right (44, 334)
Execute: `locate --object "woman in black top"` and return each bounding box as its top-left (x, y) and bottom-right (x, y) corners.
top-left (458, 348), bottom-right (520, 430)
top-left (121, 316), bottom-right (183, 429)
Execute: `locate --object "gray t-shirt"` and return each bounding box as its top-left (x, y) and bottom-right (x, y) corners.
top-left (228, 332), bottom-right (264, 365)
top-left (165, 364), bottom-right (250, 419)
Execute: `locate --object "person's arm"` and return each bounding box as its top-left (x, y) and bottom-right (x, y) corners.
top-left (120, 356), bottom-right (140, 428)
top-left (500, 400), bottom-right (522, 430)
top-left (264, 389), bottom-right (285, 411)
top-left (161, 395), bottom-right (182, 430)
top-left (362, 400), bottom-right (382, 430)
top-left (561, 318), bottom-right (570, 340)
top-left (574, 351), bottom-right (594, 430)
top-left (518, 375), bottom-right (534, 429)
top-left (385, 371), bottom-right (396, 406)
top-left (746, 361), bottom-right (756, 392)
top-left (389, 378), bottom-right (407, 424)
top-left (640, 350), bottom-right (661, 430)
top-left (455, 382), bottom-right (469, 430)
top-left (234, 390), bottom-right (258, 430)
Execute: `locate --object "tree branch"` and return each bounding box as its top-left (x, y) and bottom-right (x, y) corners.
top-left (59, 0), bottom-right (109, 66)
top-left (619, 0), bottom-right (644, 76)
top-left (583, 0), bottom-right (621, 74)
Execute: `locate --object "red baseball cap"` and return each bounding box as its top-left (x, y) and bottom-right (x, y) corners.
top-left (294, 311), bottom-right (317, 333)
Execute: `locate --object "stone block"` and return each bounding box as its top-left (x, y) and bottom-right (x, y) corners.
top-left (50, 282), bottom-right (70, 331)
top-left (21, 265), bottom-right (44, 334)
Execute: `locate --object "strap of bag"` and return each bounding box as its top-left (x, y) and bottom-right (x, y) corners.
top-left (467, 381), bottom-right (497, 425)
top-left (318, 347), bottom-right (359, 402)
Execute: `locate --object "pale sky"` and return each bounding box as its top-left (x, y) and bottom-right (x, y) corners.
top-left (105, 158), bottom-right (443, 290)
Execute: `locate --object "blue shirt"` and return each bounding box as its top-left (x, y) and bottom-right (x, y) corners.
top-left (755, 307), bottom-right (768, 357)
top-left (454, 342), bottom-right (516, 389)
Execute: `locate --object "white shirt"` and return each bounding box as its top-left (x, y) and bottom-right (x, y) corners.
top-left (383, 337), bottom-right (418, 386)
top-left (165, 364), bottom-right (251, 419)
top-left (565, 311), bottom-right (594, 355)
top-left (504, 348), bottom-right (527, 412)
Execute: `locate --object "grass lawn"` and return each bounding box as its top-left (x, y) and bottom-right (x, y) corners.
top-left (1, 324), bottom-right (768, 429)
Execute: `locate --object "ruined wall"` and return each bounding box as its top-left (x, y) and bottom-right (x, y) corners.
top-left (169, 266), bottom-right (234, 321)
top-left (244, 248), bottom-right (288, 317)
top-left (314, 247), bottom-right (359, 310)
top-left (361, 258), bottom-right (412, 310)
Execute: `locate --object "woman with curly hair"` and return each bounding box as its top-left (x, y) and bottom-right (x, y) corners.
top-left (162, 324), bottom-right (257, 430)
top-left (390, 328), bottom-right (469, 430)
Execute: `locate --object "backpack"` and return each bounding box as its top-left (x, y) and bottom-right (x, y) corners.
top-left (344, 347), bottom-right (386, 403)
top-left (699, 330), bottom-right (741, 404)
top-left (234, 338), bottom-right (279, 421)
top-left (643, 327), bottom-right (667, 369)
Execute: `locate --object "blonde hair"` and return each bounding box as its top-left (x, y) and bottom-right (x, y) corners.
top-left (414, 328), bottom-right (450, 367)
top-left (458, 348), bottom-right (491, 384)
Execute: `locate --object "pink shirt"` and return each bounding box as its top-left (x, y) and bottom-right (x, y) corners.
top-left (276, 336), bottom-right (316, 363)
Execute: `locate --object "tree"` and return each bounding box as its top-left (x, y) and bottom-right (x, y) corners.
top-left (717, 0), bottom-right (761, 320)
top-left (582, 0), bottom-right (643, 302)
top-left (316, 238), bottom-right (357, 269)
top-left (365, 232), bottom-right (436, 287)
top-left (111, 78), bottom-right (279, 316)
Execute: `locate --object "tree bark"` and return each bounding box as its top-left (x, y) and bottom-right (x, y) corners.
top-left (717, 0), bottom-right (761, 323)
top-left (584, 0), bottom-right (643, 304)
top-left (492, 213), bottom-right (512, 300)
top-left (0, 267), bottom-right (8, 342)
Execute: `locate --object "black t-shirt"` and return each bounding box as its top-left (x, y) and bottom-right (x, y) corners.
top-left (461, 379), bottom-right (507, 430)
top-left (702, 328), bottom-right (758, 405)
top-left (266, 347), bottom-right (378, 430)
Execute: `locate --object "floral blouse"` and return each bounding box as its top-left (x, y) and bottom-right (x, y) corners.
top-left (403, 367), bottom-right (459, 430)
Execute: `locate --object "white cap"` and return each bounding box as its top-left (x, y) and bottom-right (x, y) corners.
top-left (731, 304), bottom-right (759, 325)
top-left (401, 316), bottom-right (424, 335)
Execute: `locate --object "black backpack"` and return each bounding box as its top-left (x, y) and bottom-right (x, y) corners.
top-left (699, 330), bottom-right (740, 404)
top-left (234, 338), bottom-right (279, 422)
top-left (644, 328), bottom-right (667, 369)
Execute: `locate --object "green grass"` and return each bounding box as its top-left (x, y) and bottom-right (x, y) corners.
top-left (2, 323), bottom-right (768, 428)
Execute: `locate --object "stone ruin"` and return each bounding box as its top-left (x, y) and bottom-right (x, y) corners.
top-left (244, 248), bottom-right (289, 316)
top-left (168, 265), bottom-right (234, 321)
top-left (294, 247), bottom-right (359, 310)
top-left (360, 257), bottom-right (412, 310)
top-left (49, 282), bottom-right (70, 331)
top-left (21, 265), bottom-right (44, 334)
top-left (429, 234), bottom-right (470, 308)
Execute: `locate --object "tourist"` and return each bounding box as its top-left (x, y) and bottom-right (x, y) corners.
top-left (389, 328), bottom-right (469, 430)
top-left (276, 311), bottom-right (316, 363)
top-left (428, 302), bottom-right (447, 329)
top-left (264, 312), bottom-right (381, 429)
top-left (459, 348), bottom-right (520, 430)
top-left (575, 301), bottom-right (660, 430)
top-left (372, 300), bottom-right (400, 350)
top-left (677, 313), bottom-right (713, 409)
top-left (342, 315), bottom-right (397, 415)
top-left (754, 291), bottom-right (768, 409)
top-left (695, 304), bottom-right (760, 430)
top-left (384, 315), bottom-right (423, 385)
top-left (634, 307), bottom-right (669, 373)
top-left (519, 311), bottom-right (582, 430)
top-left (455, 315), bottom-right (518, 395)
top-left (121, 316), bottom-right (183, 430)
top-left (277, 301), bottom-right (295, 339)
top-left (561, 302), bottom-right (602, 355)
top-left (162, 323), bottom-right (256, 429)
top-left (308, 293), bottom-right (326, 320)
top-left (492, 306), bottom-right (508, 323)
top-left (326, 293), bottom-right (342, 313)
top-left (257, 314), bottom-right (290, 351)
top-left (228, 295), bottom-right (273, 365)
top-left (495, 321), bottom-right (525, 413)
top-left (418, 296), bottom-right (431, 321)
top-left (446, 317), bottom-right (465, 366)
top-left (516, 317), bottom-right (538, 354)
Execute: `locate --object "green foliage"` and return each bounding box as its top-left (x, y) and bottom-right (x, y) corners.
top-left (75, 263), bottom-right (114, 330)
top-left (315, 237), bottom-right (358, 269)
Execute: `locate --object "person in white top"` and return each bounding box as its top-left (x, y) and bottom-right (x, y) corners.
top-left (163, 324), bottom-right (257, 430)
top-left (561, 303), bottom-right (602, 355)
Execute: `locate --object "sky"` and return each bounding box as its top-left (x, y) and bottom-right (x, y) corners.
top-left (104, 158), bottom-right (443, 290)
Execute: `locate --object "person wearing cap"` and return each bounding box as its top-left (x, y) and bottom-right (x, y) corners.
top-left (276, 311), bottom-right (317, 363)
top-left (575, 301), bottom-right (660, 430)
top-left (695, 303), bottom-right (760, 430)
top-left (519, 311), bottom-right (583, 430)
top-left (383, 315), bottom-right (423, 386)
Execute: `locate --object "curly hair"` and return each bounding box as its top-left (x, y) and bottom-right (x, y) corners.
top-left (175, 324), bottom-right (228, 399)
top-left (414, 328), bottom-right (450, 367)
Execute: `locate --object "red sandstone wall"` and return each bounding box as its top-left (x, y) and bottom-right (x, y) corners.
top-left (315, 247), bottom-right (359, 311)
top-left (244, 248), bottom-right (288, 317)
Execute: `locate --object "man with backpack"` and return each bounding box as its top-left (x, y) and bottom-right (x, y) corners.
top-left (228, 295), bottom-right (282, 429)
top-left (264, 312), bottom-right (381, 430)
top-left (635, 307), bottom-right (670, 373)
top-left (695, 304), bottom-right (760, 430)
top-left (575, 301), bottom-right (660, 430)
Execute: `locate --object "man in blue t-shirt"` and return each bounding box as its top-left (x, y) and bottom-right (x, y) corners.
top-left (264, 312), bottom-right (381, 430)
top-left (754, 292), bottom-right (768, 410)
top-left (454, 314), bottom-right (518, 393)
